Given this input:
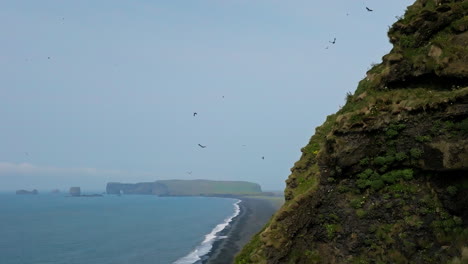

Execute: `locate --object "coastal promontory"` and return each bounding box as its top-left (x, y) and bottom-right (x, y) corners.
top-left (236, 0), bottom-right (468, 263)
top-left (106, 179), bottom-right (263, 196)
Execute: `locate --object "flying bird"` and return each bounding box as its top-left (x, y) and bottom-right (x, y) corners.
top-left (262, 156), bottom-right (265, 160)
top-left (186, 171), bottom-right (192, 175)
top-left (329, 38), bottom-right (336, 44)
top-left (198, 144), bottom-right (207, 148)
top-left (193, 112), bottom-right (197, 117)
top-left (48, 57), bottom-right (50, 59)
top-left (366, 7), bottom-right (373, 12)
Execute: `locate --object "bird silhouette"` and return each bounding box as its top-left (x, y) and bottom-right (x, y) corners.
top-left (329, 38), bottom-right (336, 44)
top-left (198, 144), bottom-right (207, 148)
top-left (262, 156), bottom-right (265, 160)
top-left (193, 112), bottom-right (197, 117)
top-left (366, 7), bottom-right (373, 12)
top-left (48, 57), bottom-right (50, 59)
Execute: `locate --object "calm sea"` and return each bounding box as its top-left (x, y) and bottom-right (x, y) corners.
top-left (0, 193), bottom-right (240, 264)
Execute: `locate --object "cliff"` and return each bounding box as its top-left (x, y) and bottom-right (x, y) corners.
top-left (236, 0), bottom-right (468, 263)
top-left (106, 179), bottom-right (263, 196)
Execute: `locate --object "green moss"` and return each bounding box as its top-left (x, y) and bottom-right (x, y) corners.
top-left (370, 179), bottom-right (385, 191)
top-left (356, 209), bottom-right (367, 218)
top-left (234, 233), bottom-right (262, 264)
top-left (324, 224), bottom-right (342, 239)
top-left (457, 118), bottom-right (468, 135)
top-left (451, 15), bottom-right (468, 32)
top-left (304, 250), bottom-right (321, 263)
top-left (351, 256), bottom-right (370, 264)
top-left (374, 155), bottom-right (395, 166)
top-left (291, 167), bottom-right (319, 198)
top-left (410, 148), bottom-right (423, 159)
top-left (303, 114), bottom-right (337, 155)
top-left (415, 135), bottom-right (431, 143)
top-left (394, 152), bottom-right (408, 161)
top-left (350, 197), bottom-right (366, 209)
top-left (447, 186), bottom-right (458, 196)
top-left (386, 129), bottom-right (399, 138)
top-left (359, 157), bottom-right (370, 166)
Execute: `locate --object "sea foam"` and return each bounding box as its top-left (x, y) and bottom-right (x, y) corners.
top-left (173, 199), bottom-right (241, 264)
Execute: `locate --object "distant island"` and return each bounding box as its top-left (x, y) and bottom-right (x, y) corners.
top-left (16, 189), bottom-right (38, 195)
top-left (106, 179), bottom-right (272, 197)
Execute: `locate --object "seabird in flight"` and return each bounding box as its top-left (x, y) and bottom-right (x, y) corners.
top-left (329, 38), bottom-right (336, 44)
top-left (193, 112), bottom-right (197, 117)
top-left (198, 144), bottom-right (207, 148)
top-left (366, 7), bottom-right (373, 12)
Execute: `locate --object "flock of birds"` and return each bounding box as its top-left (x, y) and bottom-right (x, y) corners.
top-left (186, 6), bottom-right (376, 176)
top-left (325, 6), bottom-right (374, 49)
top-left (189, 108), bottom-right (264, 176)
top-left (36, 5), bottom-right (376, 177)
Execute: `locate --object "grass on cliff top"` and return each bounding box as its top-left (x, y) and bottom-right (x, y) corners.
top-left (158, 180), bottom-right (262, 195)
top-left (337, 83), bottom-right (468, 127)
top-left (282, 83), bottom-right (468, 203)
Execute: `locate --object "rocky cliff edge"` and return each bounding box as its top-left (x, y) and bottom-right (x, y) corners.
top-left (236, 0), bottom-right (468, 263)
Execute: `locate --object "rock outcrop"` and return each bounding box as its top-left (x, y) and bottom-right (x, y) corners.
top-left (16, 189), bottom-right (38, 195)
top-left (236, 1), bottom-right (468, 263)
top-left (69, 187), bottom-right (81, 196)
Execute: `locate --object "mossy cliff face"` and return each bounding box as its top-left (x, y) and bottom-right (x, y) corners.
top-left (235, 1), bottom-right (468, 263)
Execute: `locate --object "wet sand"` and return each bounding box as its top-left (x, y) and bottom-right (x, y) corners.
top-left (205, 197), bottom-right (282, 264)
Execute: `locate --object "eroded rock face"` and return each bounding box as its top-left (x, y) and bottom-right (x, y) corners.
top-left (236, 1), bottom-right (468, 263)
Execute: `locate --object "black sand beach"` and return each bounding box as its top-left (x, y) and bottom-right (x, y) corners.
top-left (204, 197), bottom-right (282, 264)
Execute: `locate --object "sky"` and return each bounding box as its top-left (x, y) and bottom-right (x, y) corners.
top-left (0, 0), bottom-right (411, 192)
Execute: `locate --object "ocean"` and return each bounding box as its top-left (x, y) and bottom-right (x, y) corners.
top-left (0, 193), bottom-right (240, 264)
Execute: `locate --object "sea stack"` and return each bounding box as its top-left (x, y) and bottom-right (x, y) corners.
top-left (69, 187), bottom-right (81, 197)
top-left (16, 189), bottom-right (38, 195)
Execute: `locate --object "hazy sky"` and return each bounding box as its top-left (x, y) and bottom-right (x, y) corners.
top-left (1, 0), bottom-right (411, 191)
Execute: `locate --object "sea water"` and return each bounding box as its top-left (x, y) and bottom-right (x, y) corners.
top-left (0, 193), bottom-right (239, 264)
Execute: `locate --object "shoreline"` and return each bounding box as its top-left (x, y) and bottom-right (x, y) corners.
top-left (203, 197), bottom-right (282, 264)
